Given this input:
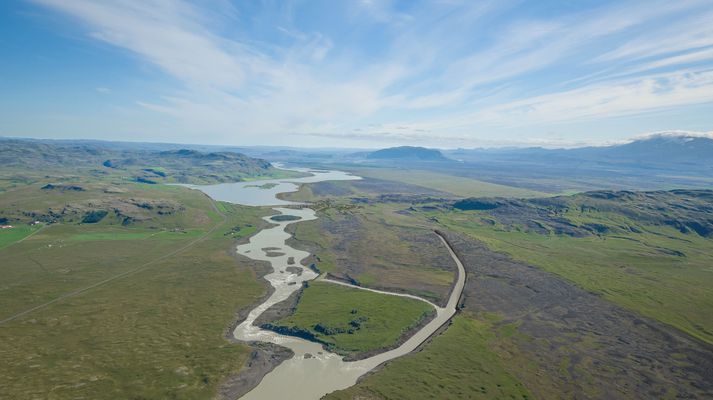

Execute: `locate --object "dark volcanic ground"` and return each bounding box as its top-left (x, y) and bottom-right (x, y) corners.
top-left (286, 211), bottom-right (457, 306)
top-left (442, 230), bottom-right (713, 399)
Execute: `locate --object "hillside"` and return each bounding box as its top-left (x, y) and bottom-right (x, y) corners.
top-left (573, 134), bottom-right (713, 165)
top-left (0, 138), bottom-right (297, 185)
top-left (453, 189), bottom-right (713, 237)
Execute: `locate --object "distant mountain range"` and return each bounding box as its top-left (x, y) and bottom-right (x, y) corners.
top-left (346, 133), bottom-right (713, 193)
top-left (573, 134), bottom-right (713, 165)
top-left (354, 134), bottom-right (713, 168)
top-left (446, 134), bottom-right (713, 168)
top-left (2, 133), bottom-right (711, 190)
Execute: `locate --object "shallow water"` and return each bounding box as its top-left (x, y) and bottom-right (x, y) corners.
top-left (179, 168), bottom-right (360, 206)
top-left (186, 167), bottom-right (465, 399)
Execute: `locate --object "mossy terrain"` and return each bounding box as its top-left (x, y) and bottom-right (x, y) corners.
top-left (435, 189), bottom-right (713, 344)
top-left (287, 201), bottom-right (458, 305)
top-left (266, 281), bottom-right (434, 356)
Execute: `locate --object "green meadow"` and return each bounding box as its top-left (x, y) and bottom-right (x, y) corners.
top-left (270, 281), bottom-right (434, 355)
top-left (0, 224), bottom-right (42, 249)
top-left (0, 182), bottom-right (269, 399)
top-left (327, 314), bottom-right (532, 400)
top-left (351, 168), bottom-right (549, 198)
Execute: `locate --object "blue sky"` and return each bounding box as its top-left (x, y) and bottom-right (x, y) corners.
top-left (1, 0), bottom-right (713, 148)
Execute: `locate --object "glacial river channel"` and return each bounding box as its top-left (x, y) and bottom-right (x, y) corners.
top-left (185, 167), bottom-right (466, 399)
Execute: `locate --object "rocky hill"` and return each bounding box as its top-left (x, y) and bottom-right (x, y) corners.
top-left (453, 189), bottom-right (713, 238)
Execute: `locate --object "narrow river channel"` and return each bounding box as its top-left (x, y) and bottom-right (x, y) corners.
top-left (186, 167), bottom-right (466, 399)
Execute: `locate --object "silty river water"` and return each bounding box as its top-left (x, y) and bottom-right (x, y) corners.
top-left (184, 167), bottom-right (465, 399)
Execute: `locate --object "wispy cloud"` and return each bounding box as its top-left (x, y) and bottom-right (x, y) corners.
top-left (25, 0), bottom-right (713, 146)
top-left (458, 68), bottom-right (713, 128)
top-left (595, 4), bottom-right (713, 63)
top-left (33, 0), bottom-right (249, 90)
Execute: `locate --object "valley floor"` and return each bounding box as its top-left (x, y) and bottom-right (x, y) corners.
top-left (281, 182), bottom-right (713, 399)
top-left (3, 165), bottom-right (713, 399)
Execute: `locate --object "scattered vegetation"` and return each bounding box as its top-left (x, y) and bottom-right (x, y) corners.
top-left (288, 202), bottom-right (457, 305)
top-left (245, 182), bottom-right (279, 189)
top-left (269, 214), bottom-right (301, 222)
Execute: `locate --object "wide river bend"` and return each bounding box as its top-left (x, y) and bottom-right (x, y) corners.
top-left (184, 167), bottom-right (466, 399)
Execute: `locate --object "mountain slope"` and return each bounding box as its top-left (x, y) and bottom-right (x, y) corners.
top-left (580, 134), bottom-right (713, 165)
top-left (0, 138), bottom-right (291, 184)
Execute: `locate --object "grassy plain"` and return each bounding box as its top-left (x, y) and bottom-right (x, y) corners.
top-left (350, 168), bottom-right (548, 198)
top-left (280, 176), bottom-right (451, 203)
top-left (327, 314), bottom-right (532, 400)
top-left (0, 182), bottom-right (269, 399)
top-left (270, 281), bottom-right (434, 355)
top-left (0, 224), bottom-right (42, 249)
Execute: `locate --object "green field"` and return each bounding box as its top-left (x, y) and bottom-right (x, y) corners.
top-left (431, 206), bottom-right (713, 345)
top-left (0, 182), bottom-right (269, 399)
top-left (351, 168), bottom-right (548, 198)
top-left (0, 224), bottom-right (42, 249)
top-left (327, 314), bottom-right (532, 400)
top-left (66, 228), bottom-right (206, 241)
top-left (269, 281), bottom-right (434, 355)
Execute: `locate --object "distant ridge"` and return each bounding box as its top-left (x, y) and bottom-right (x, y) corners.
top-left (594, 133), bottom-right (713, 164)
top-left (447, 133), bottom-right (713, 167)
top-left (0, 138), bottom-right (280, 184)
top-left (367, 146), bottom-right (448, 161)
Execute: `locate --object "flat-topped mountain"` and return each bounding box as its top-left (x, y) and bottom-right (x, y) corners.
top-left (367, 146), bottom-right (448, 161)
